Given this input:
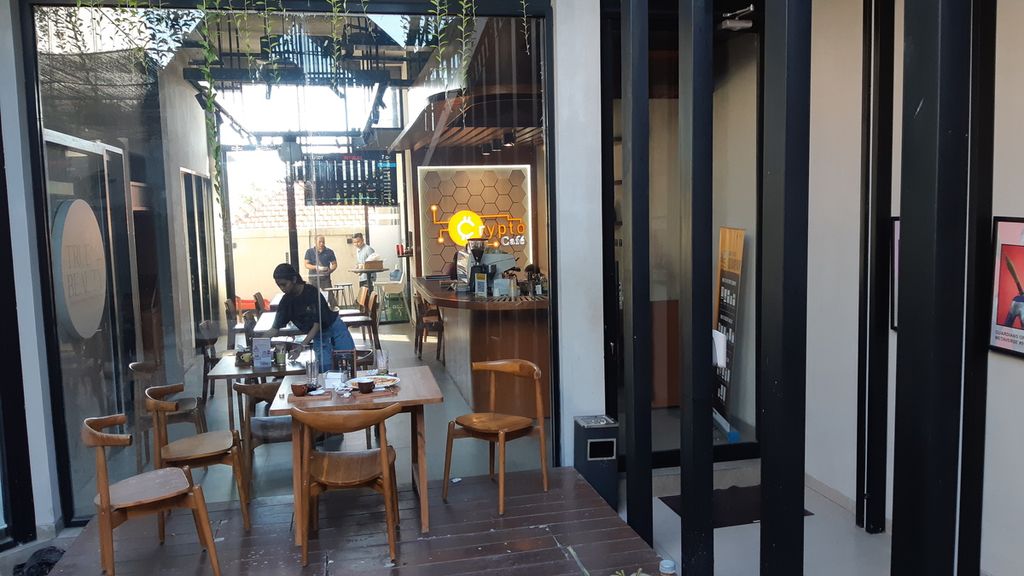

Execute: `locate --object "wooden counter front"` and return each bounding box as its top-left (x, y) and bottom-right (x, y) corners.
top-left (413, 278), bottom-right (551, 418)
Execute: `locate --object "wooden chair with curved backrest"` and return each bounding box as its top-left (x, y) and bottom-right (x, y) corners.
top-left (253, 292), bottom-right (267, 317)
top-left (291, 403), bottom-right (402, 566)
top-left (341, 291), bottom-right (380, 349)
top-left (414, 294), bottom-right (444, 362)
top-left (225, 298), bottom-right (246, 348)
top-left (232, 380), bottom-right (292, 491)
top-left (442, 359), bottom-right (548, 515)
top-left (83, 414), bottom-right (221, 576)
top-left (196, 320), bottom-right (220, 400)
top-left (337, 285), bottom-right (370, 317)
top-left (331, 348), bottom-right (378, 449)
top-left (129, 361), bottom-right (206, 473)
top-left (145, 384), bottom-right (251, 535)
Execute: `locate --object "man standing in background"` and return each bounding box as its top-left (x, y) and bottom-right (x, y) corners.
top-left (304, 235), bottom-right (337, 290)
top-left (353, 232), bottom-right (376, 288)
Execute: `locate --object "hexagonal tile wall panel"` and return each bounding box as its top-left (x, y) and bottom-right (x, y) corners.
top-left (418, 165), bottom-right (533, 274)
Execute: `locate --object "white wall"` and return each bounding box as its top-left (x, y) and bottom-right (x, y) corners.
top-left (551, 0), bottom-right (605, 466)
top-left (807, 0), bottom-right (1024, 573)
top-left (979, 3), bottom-right (1024, 573)
top-left (0, 0), bottom-right (63, 535)
top-left (804, 0), bottom-right (863, 509)
top-left (158, 53), bottom-right (210, 379)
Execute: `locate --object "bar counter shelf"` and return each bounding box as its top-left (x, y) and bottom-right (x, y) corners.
top-left (413, 277), bottom-right (551, 418)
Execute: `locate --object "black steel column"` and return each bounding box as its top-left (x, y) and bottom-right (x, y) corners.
top-left (678, 0), bottom-right (713, 573)
top-left (621, 0), bottom-right (652, 545)
top-left (759, 0), bottom-right (811, 573)
top-left (891, 0), bottom-right (973, 572)
top-left (958, 0), bottom-right (995, 572)
top-left (855, 0), bottom-right (894, 534)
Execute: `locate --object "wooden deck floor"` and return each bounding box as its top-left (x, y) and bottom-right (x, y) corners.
top-left (52, 468), bottom-right (661, 575)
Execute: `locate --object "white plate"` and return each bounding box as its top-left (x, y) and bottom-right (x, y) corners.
top-left (343, 375), bottom-right (400, 390)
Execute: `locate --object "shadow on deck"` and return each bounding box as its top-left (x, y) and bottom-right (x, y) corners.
top-left (52, 468), bottom-right (660, 575)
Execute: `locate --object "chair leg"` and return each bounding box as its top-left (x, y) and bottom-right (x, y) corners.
top-left (383, 475), bottom-right (397, 561)
top-left (498, 431), bottom-right (507, 516)
top-left (489, 442), bottom-right (495, 481)
top-left (98, 509), bottom-right (115, 575)
top-left (300, 481), bottom-right (310, 567)
top-left (539, 430), bottom-right (549, 493)
top-left (230, 442), bottom-right (252, 531)
top-left (191, 507), bottom-right (206, 551)
top-left (390, 462), bottom-right (400, 527)
top-left (365, 427), bottom-right (372, 449)
top-left (442, 421), bottom-right (455, 503)
top-left (310, 493), bottom-right (319, 535)
top-left (157, 510), bottom-right (166, 544)
top-left (135, 435), bottom-right (143, 475)
top-left (435, 330), bottom-right (441, 361)
top-left (192, 486), bottom-right (221, 576)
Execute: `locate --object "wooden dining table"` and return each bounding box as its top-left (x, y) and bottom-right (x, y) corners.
top-left (268, 365), bottom-right (443, 542)
top-left (205, 351), bottom-right (311, 431)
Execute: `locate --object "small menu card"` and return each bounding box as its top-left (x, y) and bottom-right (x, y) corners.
top-left (252, 337), bottom-right (272, 369)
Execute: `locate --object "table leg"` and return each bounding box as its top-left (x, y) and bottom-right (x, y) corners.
top-left (226, 379), bottom-right (236, 431)
top-left (291, 418), bottom-right (303, 546)
top-left (410, 405), bottom-right (429, 533)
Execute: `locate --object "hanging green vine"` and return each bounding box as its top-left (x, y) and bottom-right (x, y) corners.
top-left (457, 0), bottom-right (474, 88)
top-left (196, 0), bottom-right (223, 195)
top-left (521, 0), bottom-right (530, 55)
top-left (429, 0), bottom-right (449, 73)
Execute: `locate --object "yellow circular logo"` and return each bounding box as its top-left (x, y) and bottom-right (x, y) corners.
top-left (447, 210), bottom-right (486, 246)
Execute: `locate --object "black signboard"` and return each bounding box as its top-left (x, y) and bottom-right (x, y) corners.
top-left (297, 151), bottom-right (397, 206)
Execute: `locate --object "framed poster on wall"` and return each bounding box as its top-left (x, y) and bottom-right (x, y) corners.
top-left (891, 217), bottom-right (900, 330)
top-left (990, 217), bottom-right (1024, 357)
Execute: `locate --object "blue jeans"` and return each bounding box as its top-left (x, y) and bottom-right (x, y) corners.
top-left (310, 318), bottom-right (355, 373)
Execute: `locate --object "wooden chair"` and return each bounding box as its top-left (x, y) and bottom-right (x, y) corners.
top-left (442, 359), bottom-right (548, 515)
top-left (232, 381), bottom-right (292, 491)
top-left (253, 292), bottom-right (267, 316)
top-left (129, 361), bottom-right (206, 473)
top-left (414, 294), bottom-right (445, 362)
top-left (291, 403), bottom-right (402, 566)
top-left (331, 348), bottom-right (378, 449)
top-left (225, 298), bottom-right (246, 348)
top-left (342, 291), bottom-right (380, 349)
top-left (145, 383), bottom-right (251, 533)
top-left (83, 414), bottom-right (221, 576)
top-left (337, 286), bottom-right (370, 317)
top-left (196, 320), bottom-right (220, 400)
top-left (241, 310), bottom-right (258, 349)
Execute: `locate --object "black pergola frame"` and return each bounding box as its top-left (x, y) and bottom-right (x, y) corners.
top-left (17, 0), bottom-right (558, 527)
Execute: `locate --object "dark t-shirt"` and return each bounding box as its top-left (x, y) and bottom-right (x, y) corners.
top-left (304, 247), bottom-right (337, 270)
top-left (273, 283), bottom-right (336, 333)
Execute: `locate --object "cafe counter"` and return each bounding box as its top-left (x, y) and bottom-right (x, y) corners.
top-left (413, 277), bottom-right (551, 417)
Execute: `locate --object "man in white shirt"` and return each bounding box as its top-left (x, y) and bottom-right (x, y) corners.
top-left (353, 232), bottom-right (376, 287)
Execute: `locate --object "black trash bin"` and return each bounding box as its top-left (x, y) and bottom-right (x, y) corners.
top-left (573, 415), bottom-right (619, 510)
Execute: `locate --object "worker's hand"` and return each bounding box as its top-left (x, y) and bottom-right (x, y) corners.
top-left (288, 346), bottom-right (301, 360)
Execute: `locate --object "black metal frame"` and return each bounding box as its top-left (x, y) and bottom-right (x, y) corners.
top-left (620, 0), bottom-right (653, 546)
top-left (677, 0), bottom-right (714, 572)
top-left (758, 0), bottom-right (810, 573)
top-left (854, 0), bottom-right (893, 535)
top-left (891, 0), bottom-right (976, 570)
top-left (0, 114), bottom-right (38, 550)
top-left (20, 0), bottom-right (559, 525)
top-left (959, 2), bottom-right (996, 570)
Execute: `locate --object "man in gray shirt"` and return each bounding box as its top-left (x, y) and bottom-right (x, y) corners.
top-left (353, 232), bottom-right (376, 287)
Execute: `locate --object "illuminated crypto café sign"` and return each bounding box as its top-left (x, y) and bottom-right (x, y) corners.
top-left (430, 206), bottom-right (527, 248)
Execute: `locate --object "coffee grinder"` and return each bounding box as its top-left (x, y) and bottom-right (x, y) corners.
top-left (467, 238), bottom-right (490, 296)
